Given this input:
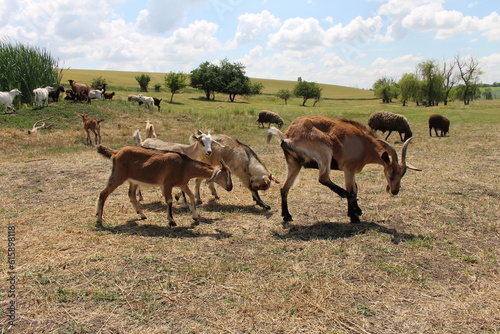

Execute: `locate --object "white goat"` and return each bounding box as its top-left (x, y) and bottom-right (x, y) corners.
top-left (89, 89), bottom-right (104, 100)
top-left (0, 88), bottom-right (21, 113)
top-left (33, 86), bottom-right (53, 109)
top-left (138, 94), bottom-right (154, 110)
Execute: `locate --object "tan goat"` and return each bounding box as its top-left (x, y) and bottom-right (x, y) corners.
top-left (78, 113), bottom-right (104, 145)
top-left (96, 145), bottom-right (232, 226)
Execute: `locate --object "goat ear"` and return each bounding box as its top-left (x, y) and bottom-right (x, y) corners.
top-left (197, 130), bottom-right (204, 135)
top-left (381, 151), bottom-right (391, 164)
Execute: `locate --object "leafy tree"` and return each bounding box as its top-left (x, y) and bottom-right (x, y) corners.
top-left (398, 73), bottom-right (419, 106)
top-left (218, 58), bottom-right (251, 102)
top-left (482, 88), bottom-right (493, 100)
top-left (190, 61), bottom-right (220, 100)
top-left (276, 89), bottom-right (292, 104)
top-left (164, 72), bottom-right (188, 103)
top-left (373, 77), bottom-right (398, 103)
top-left (135, 73), bottom-right (151, 92)
top-left (293, 81), bottom-right (322, 106)
top-left (418, 60), bottom-right (445, 106)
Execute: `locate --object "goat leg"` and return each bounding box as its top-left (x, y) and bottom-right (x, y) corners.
top-left (347, 194), bottom-right (362, 223)
top-left (251, 190), bottom-right (270, 210)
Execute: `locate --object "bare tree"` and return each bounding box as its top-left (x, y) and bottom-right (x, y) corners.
top-left (455, 55), bottom-right (482, 105)
top-left (442, 59), bottom-right (458, 106)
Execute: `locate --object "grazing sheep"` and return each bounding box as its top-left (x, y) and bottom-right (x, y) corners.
top-left (428, 114), bottom-right (450, 137)
top-left (128, 94), bottom-right (141, 103)
top-left (368, 110), bottom-right (413, 142)
top-left (0, 88), bottom-right (21, 113)
top-left (257, 110), bottom-right (284, 128)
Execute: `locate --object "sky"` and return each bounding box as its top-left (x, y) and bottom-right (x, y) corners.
top-left (0, 0), bottom-right (499, 89)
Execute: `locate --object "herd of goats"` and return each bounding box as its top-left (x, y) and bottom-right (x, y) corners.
top-left (1, 80), bottom-right (451, 226)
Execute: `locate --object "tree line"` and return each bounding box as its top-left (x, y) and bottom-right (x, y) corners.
top-left (373, 56), bottom-right (484, 106)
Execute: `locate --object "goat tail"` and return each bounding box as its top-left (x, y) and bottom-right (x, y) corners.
top-left (97, 145), bottom-right (116, 159)
top-left (133, 129), bottom-right (142, 146)
top-left (267, 126), bottom-right (285, 144)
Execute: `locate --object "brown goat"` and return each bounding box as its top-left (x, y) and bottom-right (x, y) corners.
top-left (268, 116), bottom-right (420, 223)
top-left (68, 80), bottom-right (91, 103)
top-left (96, 145), bottom-right (233, 226)
top-left (78, 113), bottom-right (104, 145)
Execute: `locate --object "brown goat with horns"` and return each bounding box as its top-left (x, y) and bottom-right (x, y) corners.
top-left (268, 116), bottom-right (421, 223)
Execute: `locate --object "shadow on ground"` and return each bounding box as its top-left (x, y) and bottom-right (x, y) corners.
top-left (274, 220), bottom-right (418, 244)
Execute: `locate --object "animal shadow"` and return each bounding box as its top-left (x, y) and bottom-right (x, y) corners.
top-left (275, 220), bottom-right (417, 244)
top-left (99, 220), bottom-right (232, 239)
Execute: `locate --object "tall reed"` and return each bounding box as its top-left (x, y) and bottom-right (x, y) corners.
top-left (0, 39), bottom-right (61, 106)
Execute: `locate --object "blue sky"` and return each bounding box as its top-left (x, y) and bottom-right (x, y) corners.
top-left (1, 0), bottom-right (499, 88)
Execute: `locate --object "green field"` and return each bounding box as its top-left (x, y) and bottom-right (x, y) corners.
top-left (60, 68), bottom-right (375, 99)
top-left (1, 70), bottom-right (499, 333)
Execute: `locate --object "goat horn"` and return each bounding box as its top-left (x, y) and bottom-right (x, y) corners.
top-left (376, 139), bottom-right (398, 164)
top-left (401, 137), bottom-right (422, 171)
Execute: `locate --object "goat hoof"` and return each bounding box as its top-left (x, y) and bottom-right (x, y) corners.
top-left (349, 215), bottom-right (361, 224)
top-left (168, 221), bottom-right (177, 227)
top-left (282, 214), bottom-right (293, 222)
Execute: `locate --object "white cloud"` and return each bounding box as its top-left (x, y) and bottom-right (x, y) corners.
top-left (229, 10), bottom-right (280, 48)
top-left (325, 15), bottom-right (383, 46)
top-left (135, 0), bottom-right (208, 34)
top-left (267, 17), bottom-right (325, 51)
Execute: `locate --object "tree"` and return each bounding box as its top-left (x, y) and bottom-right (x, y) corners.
top-left (293, 81), bottom-right (322, 106)
top-left (456, 55), bottom-right (482, 105)
top-left (373, 77), bottom-right (398, 103)
top-left (135, 73), bottom-right (151, 92)
top-left (398, 73), bottom-right (419, 106)
top-left (482, 88), bottom-right (493, 100)
top-left (164, 72), bottom-right (188, 103)
top-left (276, 89), bottom-right (292, 105)
top-left (190, 61), bottom-right (220, 100)
top-left (418, 60), bottom-right (445, 106)
top-left (91, 76), bottom-right (107, 89)
top-left (218, 58), bottom-right (251, 102)
top-left (442, 59), bottom-right (458, 105)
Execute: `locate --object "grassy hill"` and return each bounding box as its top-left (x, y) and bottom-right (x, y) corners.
top-left (60, 68), bottom-right (375, 99)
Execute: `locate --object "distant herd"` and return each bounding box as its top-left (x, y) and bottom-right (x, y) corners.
top-left (1, 79), bottom-right (451, 226)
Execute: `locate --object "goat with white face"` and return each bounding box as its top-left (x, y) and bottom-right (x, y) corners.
top-left (0, 88), bottom-right (21, 113)
top-left (268, 116), bottom-right (421, 223)
top-left (96, 145), bottom-right (232, 226)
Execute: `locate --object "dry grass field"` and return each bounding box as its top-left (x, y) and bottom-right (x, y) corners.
top-left (0, 77), bottom-right (499, 333)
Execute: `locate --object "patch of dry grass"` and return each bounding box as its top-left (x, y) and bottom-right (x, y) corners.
top-left (0, 95), bottom-right (499, 333)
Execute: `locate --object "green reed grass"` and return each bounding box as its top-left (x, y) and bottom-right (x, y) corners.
top-left (0, 39), bottom-right (61, 106)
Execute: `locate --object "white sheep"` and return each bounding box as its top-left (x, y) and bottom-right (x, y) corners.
top-left (0, 88), bottom-right (21, 113)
